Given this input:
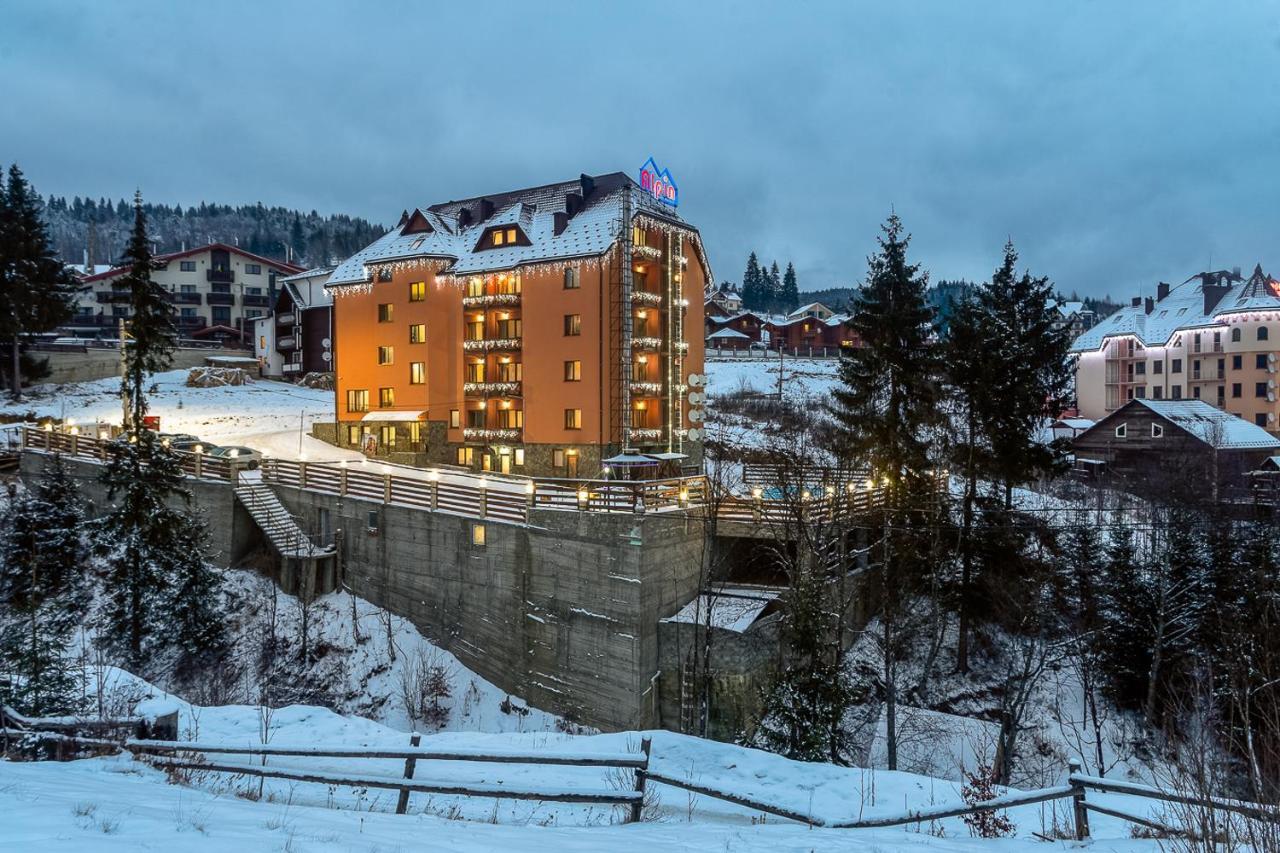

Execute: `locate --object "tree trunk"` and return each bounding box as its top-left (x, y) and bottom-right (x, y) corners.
top-left (10, 337), bottom-right (21, 402)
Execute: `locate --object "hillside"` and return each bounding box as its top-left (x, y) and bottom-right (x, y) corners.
top-left (40, 195), bottom-right (385, 269)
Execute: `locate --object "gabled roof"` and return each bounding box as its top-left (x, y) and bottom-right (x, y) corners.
top-left (326, 171), bottom-right (710, 287)
top-left (787, 301), bottom-right (833, 318)
top-left (708, 328), bottom-right (750, 339)
top-left (80, 243), bottom-right (305, 283)
top-left (1070, 264), bottom-right (1280, 353)
top-left (1094, 399), bottom-right (1280, 450)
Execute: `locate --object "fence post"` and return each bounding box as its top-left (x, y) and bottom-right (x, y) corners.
top-left (395, 732), bottom-right (422, 815)
top-left (70, 434), bottom-right (79, 456)
top-left (630, 736), bottom-right (652, 823)
top-left (479, 483), bottom-right (488, 519)
top-left (21, 426), bottom-right (28, 450)
top-left (339, 465), bottom-right (348, 497)
top-left (383, 473), bottom-right (392, 504)
top-left (194, 452), bottom-right (202, 479)
top-left (299, 461), bottom-right (308, 490)
top-left (1068, 759), bottom-right (1090, 840)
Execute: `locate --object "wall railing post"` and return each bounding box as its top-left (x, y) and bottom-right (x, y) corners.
top-left (299, 461), bottom-right (308, 490)
top-left (383, 473), bottom-right (392, 504)
top-left (1068, 759), bottom-right (1090, 840)
top-left (395, 732), bottom-right (421, 815)
top-left (629, 736), bottom-right (652, 823)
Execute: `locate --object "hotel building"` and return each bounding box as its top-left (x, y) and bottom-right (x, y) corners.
top-left (1071, 265), bottom-right (1280, 431)
top-left (322, 170), bottom-right (711, 477)
top-left (68, 242), bottom-right (303, 343)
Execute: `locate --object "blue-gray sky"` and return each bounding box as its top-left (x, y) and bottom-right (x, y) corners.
top-left (3, 1), bottom-right (1278, 299)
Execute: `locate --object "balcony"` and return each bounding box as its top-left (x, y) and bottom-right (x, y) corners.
top-left (207, 269), bottom-right (235, 284)
top-left (243, 294), bottom-right (271, 307)
top-left (207, 292), bottom-right (235, 306)
top-left (1191, 369), bottom-right (1225, 382)
top-left (629, 427), bottom-right (663, 443)
top-left (96, 290), bottom-right (131, 303)
top-left (276, 312), bottom-right (296, 326)
top-left (175, 316), bottom-right (208, 330)
top-left (632, 336), bottom-right (663, 350)
top-left (464, 381), bottom-right (522, 397)
top-left (461, 293), bottom-right (522, 309)
top-left (630, 381), bottom-right (662, 396)
top-left (463, 427), bottom-right (522, 442)
top-left (462, 337), bottom-right (522, 353)
top-left (169, 291), bottom-right (201, 305)
top-left (277, 336), bottom-right (298, 350)
top-left (631, 291), bottom-right (663, 308)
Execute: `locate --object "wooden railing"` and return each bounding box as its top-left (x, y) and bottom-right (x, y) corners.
top-left (24, 732), bottom-right (653, 821)
top-left (21, 427), bottom-right (235, 481)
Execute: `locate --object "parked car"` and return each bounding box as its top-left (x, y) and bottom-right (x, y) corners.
top-left (170, 438), bottom-right (217, 453)
top-left (208, 445), bottom-right (262, 469)
top-left (159, 432), bottom-right (199, 446)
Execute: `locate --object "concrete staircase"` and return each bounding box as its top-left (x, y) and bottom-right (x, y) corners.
top-left (234, 475), bottom-right (333, 559)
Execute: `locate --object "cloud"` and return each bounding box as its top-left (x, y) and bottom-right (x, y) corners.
top-left (2, 0), bottom-right (1277, 298)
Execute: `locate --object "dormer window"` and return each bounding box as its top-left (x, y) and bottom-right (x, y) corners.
top-left (476, 225), bottom-right (527, 252)
top-left (493, 228), bottom-right (516, 246)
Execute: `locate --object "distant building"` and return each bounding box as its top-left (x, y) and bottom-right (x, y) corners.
top-left (66, 243), bottom-right (303, 344)
top-left (255, 266), bottom-right (335, 378)
top-left (1071, 398), bottom-right (1280, 500)
top-left (706, 285), bottom-right (742, 316)
top-left (786, 301), bottom-right (836, 322)
top-left (1050, 300), bottom-right (1097, 338)
top-left (1070, 265), bottom-right (1280, 430)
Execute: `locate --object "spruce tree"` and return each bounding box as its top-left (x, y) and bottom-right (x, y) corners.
top-left (0, 456), bottom-right (88, 715)
top-left (980, 242), bottom-right (1074, 506)
top-left (767, 261), bottom-right (782, 314)
top-left (782, 262), bottom-right (799, 313)
top-left (0, 165), bottom-right (78, 401)
top-left (1097, 527), bottom-right (1155, 709)
top-left (118, 191), bottom-right (176, 432)
top-left (741, 252), bottom-right (763, 311)
top-left (828, 213), bottom-right (940, 770)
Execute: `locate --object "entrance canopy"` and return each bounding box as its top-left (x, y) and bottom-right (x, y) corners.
top-left (603, 452), bottom-right (659, 467)
top-left (360, 410), bottom-right (426, 422)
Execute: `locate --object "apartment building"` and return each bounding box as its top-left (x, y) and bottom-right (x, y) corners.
top-left (68, 243), bottom-right (303, 343)
top-left (323, 170), bottom-right (711, 476)
top-left (1071, 265), bottom-right (1280, 431)
top-left (255, 266), bottom-right (334, 378)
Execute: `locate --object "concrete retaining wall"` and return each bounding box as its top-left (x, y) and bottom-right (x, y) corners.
top-left (34, 348), bottom-right (243, 386)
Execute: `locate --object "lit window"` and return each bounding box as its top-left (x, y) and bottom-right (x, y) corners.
top-left (564, 267), bottom-right (579, 290)
top-left (259, 336), bottom-right (265, 349)
top-left (409, 324), bottom-right (426, 343)
top-left (409, 422), bottom-right (421, 443)
top-left (632, 225), bottom-right (646, 246)
top-left (379, 387), bottom-right (395, 407)
top-left (553, 449), bottom-right (566, 467)
top-left (378, 303), bottom-right (394, 323)
top-left (450, 409), bottom-right (460, 429)
top-left (409, 281), bottom-right (425, 302)
top-left (564, 314), bottom-right (581, 336)
top-left (493, 230), bottom-right (505, 246)
top-left (378, 346), bottom-right (394, 365)
top-left (379, 424), bottom-right (396, 447)
top-left (505, 228), bottom-right (516, 243)
top-left (471, 523), bottom-right (486, 546)
top-left (466, 361), bottom-right (485, 382)
top-left (410, 362), bottom-right (425, 385)
top-left (456, 446), bottom-right (473, 465)
top-left (564, 409), bottom-right (582, 430)
top-left (514, 448), bottom-right (524, 466)
top-left (564, 360), bottom-right (581, 381)
top-left (467, 278), bottom-right (484, 298)
top-left (346, 389), bottom-right (368, 413)
top-left (346, 425), bottom-right (362, 445)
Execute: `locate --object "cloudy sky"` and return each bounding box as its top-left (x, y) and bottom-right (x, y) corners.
top-left (3, 1), bottom-right (1278, 299)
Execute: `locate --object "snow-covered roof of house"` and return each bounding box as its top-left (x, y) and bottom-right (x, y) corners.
top-left (1053, 417), bottom-right (1096, 430)
top-left (1070, 265), bottom-right (1280, 353)
top-left (708, 328), bottom-right (750, 339)
top-left (327, 172), bottom-right (710, 287)
top-left (787, 301), bottom-right (834, 318)
top-left (279, 266), bottom-right (336, 284)
top-left (1132, 399), bottom-right (1280, 449)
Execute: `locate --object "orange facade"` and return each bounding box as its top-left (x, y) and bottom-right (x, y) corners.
top-left (331, 216), bottom-right (708, 477)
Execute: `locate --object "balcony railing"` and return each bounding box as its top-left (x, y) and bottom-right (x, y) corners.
top-left (461, 293), bottom-right (522, 309)
top-left (276, 312), bottom-right (296, 326)
top-left (464, 381), bottom-right (522, 397)
top-left (282, 363), bottom-right (302, 374)
top-left (1192, 369), bottom-right (1225, 381)
top-left (207, 269), bottom-right (235, 283)
top-left (630, 381), bottom-right (662, 396)
top-left (629, 427), bottom-right (663, 442)
top-left (632, 336), bottom-right (663, 350)
top-left (463, 427), bottom-right (522, 442)
top-left (206, 292), bottom-right (235, 306)
top-left (175, 317), bottom-right (208, 329)
top-left (277, 337), bottom-right (298, 350)
top-left (631, 291), bottom-right (663, 308)
top-left (243, 294), bottom-right (271, 307)
top-left (169, 292), bottom-right (201, 304)
top-left (462, 338), bottom-right (522, 353)
top-left (95, 291), bottom-right (131, 303)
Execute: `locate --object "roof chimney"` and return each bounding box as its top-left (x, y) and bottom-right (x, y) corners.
top-left (553, 211), bottom-right (569, 236)
top-left (477, 198), bottom-right (495, 221)
top-left (1131, 296), bottom-right (1142, 308)
top-left (1144, 297), bottom-right (1154, 314)
top-left (1234, 265), bottom-right (1242, 278)
top-left (564, 191), bottom-right (584, 218)
top-left (579, 173), bottom-right (596, 199)
top-left (458, 207), bottom-right (473, 228)
top-left (1203, 284), bottom-right (1231, 315)
top-left (1157, 281), bottom-right (1170, 301)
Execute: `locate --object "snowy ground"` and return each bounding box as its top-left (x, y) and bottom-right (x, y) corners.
top-left (2, 666), bottom-right (1173, 850)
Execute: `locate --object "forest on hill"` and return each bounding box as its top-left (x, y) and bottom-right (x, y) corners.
top-left (40, 195), bottom-right (385, 269)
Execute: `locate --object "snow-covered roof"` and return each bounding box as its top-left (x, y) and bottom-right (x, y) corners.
top-left (708, 328), bottom-right (750, 339)
top-left (327, 172), bottom-right (709, 287)
top-left (1132, 399), bottom-right (1280, 449)
top-left (280, 266), bottom-right (336, 284)
top-left (1070, 265), bottom-right (1280, 353)
top-left (787, 301), bottom-right (833, 318)
top-left (1053, 417), bottom-right (1095, 430)
top-left (662, 587), bottom-right (779, 633)
top-left (283, 268), bottom-right (335, 309)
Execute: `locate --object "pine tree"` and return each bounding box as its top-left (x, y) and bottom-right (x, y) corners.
top-left (0, 165), bottom-right (78, 401)
top-left (118, 192), bottom-right (176, 432)
top-left (980, 241), bottom-right (1074, 506)
top-left (1097, 527), bottom-right (1155, 710)
top-left (741, 252), bottom-right (763, 311)
top-left (828, 213), bottom-right (940, 770)
top-left (781, 262), bottom-right (799, 313)
top-left (767, 261), bottom-right (782, 314)
top-left (0, 455), bottom-right (88, 715)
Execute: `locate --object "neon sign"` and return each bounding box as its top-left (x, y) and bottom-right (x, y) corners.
top-left (639, 157), bottom-right (678, 207)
